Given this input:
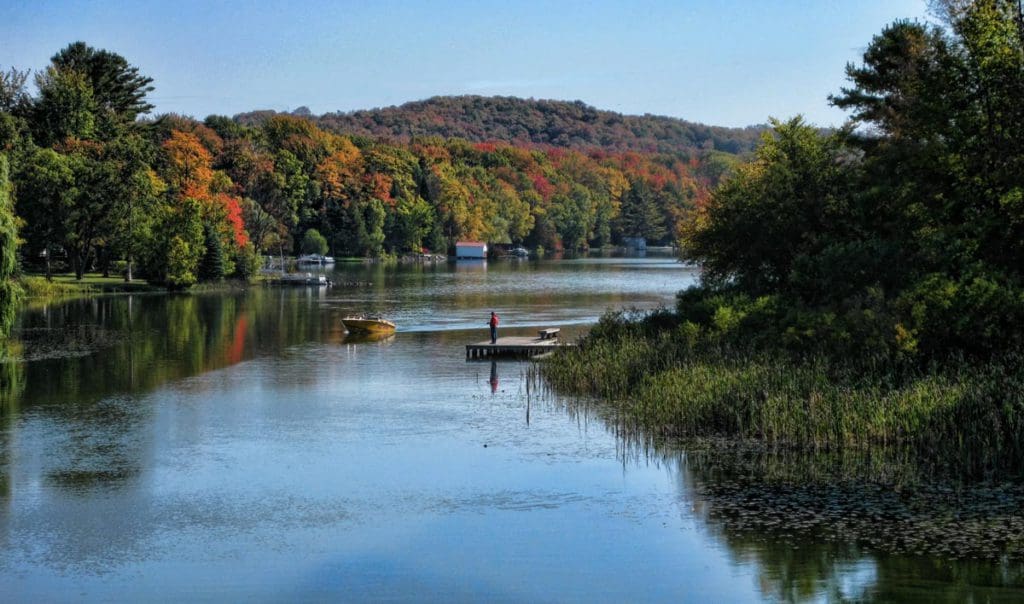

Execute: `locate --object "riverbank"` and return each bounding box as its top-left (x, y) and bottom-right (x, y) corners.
top-left (19, 273), bottom-right (261, 305)
top-left (540, 310), bottom-right (1024, 478)
top-left (21, 274), bottom-right (162, 297)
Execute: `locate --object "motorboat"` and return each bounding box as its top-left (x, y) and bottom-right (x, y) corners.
top-left (510, 246), bottom-right (529, 258)
top-left (342, 316), bottom-right (396, 334)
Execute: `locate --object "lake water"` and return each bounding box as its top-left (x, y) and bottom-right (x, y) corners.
top-left (2, 255), bottom-right (1024, 602)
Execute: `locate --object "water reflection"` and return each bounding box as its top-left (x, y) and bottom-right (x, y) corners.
top-left (342, 331), bottom-right (396, 345)
top-left (659, 446), bottom-right (1024, 601)
top-left (10, 255), bottom-right (1019, 600)
top-left (9, 290), bottom-right (328, 408)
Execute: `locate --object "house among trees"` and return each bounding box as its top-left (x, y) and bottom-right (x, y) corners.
top-left (455, 241), bottom-right (487, 259)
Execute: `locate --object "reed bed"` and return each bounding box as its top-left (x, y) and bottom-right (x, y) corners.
top-left (541, 312), bottom-right (1024, 476)
top-left (20, 275), bottom-right (92, 299)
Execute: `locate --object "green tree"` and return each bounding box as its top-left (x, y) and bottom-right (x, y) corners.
top-left (25, 44), bottom-right (157, 278)
top-left (63, 146), bottom-right (124, 280)
top-left (826, 2), bottom-right (1024, 353)
top-left (231, 242), bottom-right (260, 282)
top-left (551, 184), bottom-right (596, 251)
top-left (0, 154), bottom-right (19, 339)
top-left (425, 164), bottom-right (472, 242)
top-left (241, 197), bottom-right (281, 253)
top-left (105, 134), bottom-right (157, 281)
top-left (362, 198), bottom-right (386, 256)
top-left (333, 200), bottom-right (367, 256)
top-left (166, 235), bottom-right (198, 289)
top-left (676, 2), bottom-right (1024, 356)
top-left (144, 197), bottom-right (204, 289)
top-left (683, 118), bottom-right (853, 297)
top-left (198, 222), bottom-right (226, 282)
top-left (50, 42), bottom-right (154, 133)
top-left (300, 228), bottom-right (328, 256)
top-left (16, 147), bottom-right (75, 278)
top-left (388, 196), bottom-right (434, 252)
top-left (32, 66), bottom-right (96, 146)
top-left (617, 178), bottom-right (667, 244)
top-left (272, 148), bottom-right (308, 236)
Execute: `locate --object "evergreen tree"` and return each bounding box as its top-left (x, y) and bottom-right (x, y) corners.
top-left (50, 41), bottom-right (154, 131)
top-left (199, 221), bottom-right (225, 282)
top-left (231, 242), bottom-right (260, 282)
top-left (617, 179), bottom-right (666, 243)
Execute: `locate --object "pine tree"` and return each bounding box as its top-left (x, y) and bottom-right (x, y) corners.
top-left (198, 222), bottom-right (225, 282)
top-left (617, 179), bottom-right (666, 243)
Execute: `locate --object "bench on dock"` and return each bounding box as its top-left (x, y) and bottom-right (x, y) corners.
top-left (537, 328), bottom-right (560, 340)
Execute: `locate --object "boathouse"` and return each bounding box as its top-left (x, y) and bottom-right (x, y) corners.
top-left (456, 241), bottom-right (487, 259)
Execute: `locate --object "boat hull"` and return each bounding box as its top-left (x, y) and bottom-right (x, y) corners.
top-left (342, 317), bottom-right (396, 334)
top-left (343, 331), bottom-right (396, 344)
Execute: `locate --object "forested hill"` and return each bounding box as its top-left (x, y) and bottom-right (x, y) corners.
top-left (234, 96), bottom-right (765, 155)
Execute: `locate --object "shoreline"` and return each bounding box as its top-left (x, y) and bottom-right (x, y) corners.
top-left (539, 310), bottom-right (1024, 480)
top-left (18, 274), bottom-right (260, 306)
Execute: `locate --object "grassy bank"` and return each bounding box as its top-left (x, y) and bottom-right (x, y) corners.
top-left (540, 311), bottom-right (1024, 476)
top-left (21, 274), bottom-right (161, 298)
top-left (19, 274), bottom-right (261, 305)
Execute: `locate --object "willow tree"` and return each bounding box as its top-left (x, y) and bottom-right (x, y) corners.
top-left (0, 154), bottom-right (19, 339)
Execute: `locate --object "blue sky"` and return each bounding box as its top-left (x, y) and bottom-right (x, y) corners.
top-left (3, 0), bottom-right (930, 127)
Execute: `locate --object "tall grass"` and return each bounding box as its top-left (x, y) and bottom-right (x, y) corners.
top-left (20, 276), bottom-right (96, 299)
top-left (541, 311), bottom-right (1024, 476)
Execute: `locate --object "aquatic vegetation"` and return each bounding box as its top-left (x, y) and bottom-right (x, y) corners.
top-left (678, 446), bottom-right (1024, 564)
top-left (540, 311), bottom-right (1024, 477)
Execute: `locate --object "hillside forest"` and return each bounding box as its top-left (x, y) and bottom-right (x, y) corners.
top-left (0, 44), bottom-right (751, 298)
top-left (235, 95), bottom-right (766, 156)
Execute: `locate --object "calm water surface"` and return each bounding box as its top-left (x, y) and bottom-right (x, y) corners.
top-left (2, 255), bottom-right (1023, 602)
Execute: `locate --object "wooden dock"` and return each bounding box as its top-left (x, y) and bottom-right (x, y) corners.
top-left (267, 272), bottom-right (330, 286)
top-left (466, 335), bottom-right (571, 359)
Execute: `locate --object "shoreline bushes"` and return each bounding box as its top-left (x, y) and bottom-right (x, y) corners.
top-left (543, 2), bottom-right (1024, 476)
top-left (542, 311), bottom-right (1024, 476)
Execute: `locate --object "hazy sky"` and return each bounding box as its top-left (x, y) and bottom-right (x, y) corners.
top-left (2, 0), bottom-right (931, 127)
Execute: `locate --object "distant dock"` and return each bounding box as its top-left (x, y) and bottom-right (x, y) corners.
top-left (466, 332), bottom-right (572, 359)
top-left (266, 273), bottom-right (330, 286)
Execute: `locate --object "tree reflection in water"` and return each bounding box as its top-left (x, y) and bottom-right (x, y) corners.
top-left (663, 445), bottom-right (1024, 602)
top-left (547, 377), bottom-right (1024, 600)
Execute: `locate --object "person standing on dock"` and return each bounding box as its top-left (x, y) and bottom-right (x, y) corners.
top-left (489, 311), bottom-right (499, 344)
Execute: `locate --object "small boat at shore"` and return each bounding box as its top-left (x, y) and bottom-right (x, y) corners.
top-left (342, 316), bottom-right (396, 334)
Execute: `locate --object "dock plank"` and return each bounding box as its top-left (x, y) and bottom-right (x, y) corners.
top-left (465, 335), bottom-right (572, 359)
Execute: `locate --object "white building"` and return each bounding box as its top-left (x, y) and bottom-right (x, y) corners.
top-left (455, 241), bottom-right (487, 259)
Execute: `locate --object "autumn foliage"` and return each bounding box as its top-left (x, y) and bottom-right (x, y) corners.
top-left (170, 113), bottom-right (725, 256)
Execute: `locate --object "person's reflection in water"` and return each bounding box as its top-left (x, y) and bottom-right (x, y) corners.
top-left (490, 360), bottom-right (499, 393)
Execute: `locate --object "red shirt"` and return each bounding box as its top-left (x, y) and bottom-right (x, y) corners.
top-left (489, 314), bottom-right (499, 327)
